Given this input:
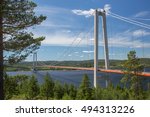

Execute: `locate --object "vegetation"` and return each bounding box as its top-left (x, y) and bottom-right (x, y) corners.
top-left (4, 73), bottom-right (150, 100)
top-left (2, 0), bottom-right (46, 64)
top-left (3, 51), bottom-right (150, 100)
top-left (5, 58), bottom-right (150, 71)
top-left (40, 73), bottom-right (54, 99)
top-left (121, 51), bottom-right (144, 99)
top-left (76, 74), bottom-right (92, 100)
top-left (26, 75), bottom-right (40, 99)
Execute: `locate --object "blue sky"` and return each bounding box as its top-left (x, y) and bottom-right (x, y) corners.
top-left (26, 0), bottom-right (150, 61)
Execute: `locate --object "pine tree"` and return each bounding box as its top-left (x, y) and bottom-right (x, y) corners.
top-left (76, 74), bottom-right (92, 100)
top-left (4, 74), bottom-right (18, 99)
top-left (0, 0), bottom-right (4, 100)
top-left (62, 93), bottom-right (72, 100)
top-left (121, 51), bottom-right (144, 99)
top-left (26, 75), bottom-right (39, 99)
top-left (63, 83), bottom-right (69, 95)
top-left (11, 75), bottom-right (28, 92)
top-left (2, 0), bottom-right (46, 63)
top-left (62, 83), bottom-right (77, 100)
top-left (0, 0), bottom-right (46, 100)
top-left (40, 73), bottom-right (54, 99)
top-left (53, 81), bottom-right (64, 99)
top-left (92, 86), bottom-right (102, 100)
top-left (68, 84), bottom-right (77, 99)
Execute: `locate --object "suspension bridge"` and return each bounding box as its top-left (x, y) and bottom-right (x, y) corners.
top-left (27, 9), bottom-right (150, 87)
top-left (8, 9), bottom-right (150, 87)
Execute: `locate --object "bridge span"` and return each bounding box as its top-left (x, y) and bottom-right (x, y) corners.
top-left (42, 65), bottom-right (150, 77)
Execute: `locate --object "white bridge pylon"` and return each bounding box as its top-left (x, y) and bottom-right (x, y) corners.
top-left (32, 9), bottom-right (109, 88)
top-left (94, 9), bottom-right (109, 88)
top-left (32, 52), bottom-right (37, 71)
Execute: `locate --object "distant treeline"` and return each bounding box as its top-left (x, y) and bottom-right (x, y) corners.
top-left (5, 58), bottom-right (150, 71)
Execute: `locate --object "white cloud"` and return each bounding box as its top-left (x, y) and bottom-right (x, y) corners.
top-left (40, 33), bottom-right (88, 46)
top-left (42, 35), bottom-right (75, 45)
top-left (72, 9), bottom-right (95, 17)
top-left (35, 6), bottom-right (70, 15)
top-left (82, 50), bottom-right (94, 53)
top-left (74, 52), bottom-right (79, 54)
top-left (72, 4), bottom-right (111, 17)
top-left (108, 29), bottom-right (150, 48)
top-left (134, 11), bottom-right (150, 18)
top-left (38, 28), bottom-right (150, 48)
top-left (39, 21), bottom-right (71, 28)
top-left (89, 38), bottom-right (94, 41)
top-left (34, 6), bottom-right (75, 30)
top-left (104, 4), bottom-right (111, 14)
top-left (62, 30), bottom-right (71, 33)
top-left (132, 29), bottom-right (150, 37)
top-left (109, 37), bottom-right (131, 47)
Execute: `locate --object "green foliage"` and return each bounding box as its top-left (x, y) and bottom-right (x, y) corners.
top-left (14, 75), bottom-right (29, 94)
top-left (63, 83), bottom-right (69, 95)
top-left (68, 84), bottom-right (77, 99)
top-left (2, 0), bottom-right (46, 63)
top-left (4, 74), bottom-right (18, 99)
top-left (4, 74), bottom-right (29, 99)
top-left (121, 51), bottom-right (144, 99)
top-left (53, 81), bottom-right (64, 99)
top-left (26, 75), bottom-right (39, 99)
top-left (40, 73), bottom-right (54, 99)
top-left (147, 87), bottom-right (150, 99)
top-left (4, 72), bottom-right (150, 100)
top-left (92, 84), bottom-right (130, 100)
top-left (76, 74), bottom-right (92, 100)
top-left (62, 93), bottom-right (72, 100)
top-left (92, 86), bottom-right (103, 100)
top-left (61, 83), bottom-right (77, 100)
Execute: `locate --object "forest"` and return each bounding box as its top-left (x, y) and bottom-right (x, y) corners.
top-left (4, 72), bottom-right (150, 100)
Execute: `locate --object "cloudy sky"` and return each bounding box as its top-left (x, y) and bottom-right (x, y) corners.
top-left (27, 0), bottom-right (150, 61)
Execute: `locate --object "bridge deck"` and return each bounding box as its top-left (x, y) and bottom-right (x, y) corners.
top-left (42, 65), bottom-right (150, 77)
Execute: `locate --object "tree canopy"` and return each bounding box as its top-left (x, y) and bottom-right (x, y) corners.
top-left (76, 74), bottom-right (92, 100)
top-left (2, 0), bottom-right (46, 63)
top-left (121, 50), bottom-right (144, 99)
top-left (40, 73), bottom-right (54, 99)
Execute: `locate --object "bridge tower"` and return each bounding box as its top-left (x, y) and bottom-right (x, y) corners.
top-left (94, 9), bottom-right (109, 88)
top-left (33, 52), bottom-right (37, 71)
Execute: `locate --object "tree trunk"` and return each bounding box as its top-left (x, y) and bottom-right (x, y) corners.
top-left (0, 0), bottom-right (4, 100)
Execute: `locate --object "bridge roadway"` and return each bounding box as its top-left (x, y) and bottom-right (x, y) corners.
top-left (41, 65), bottom-right (150, 77)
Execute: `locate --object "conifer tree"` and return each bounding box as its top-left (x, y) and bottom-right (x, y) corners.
top-left (26, 75), bottom-right (39, 99)
top-left (0, 0), bottom-right (46, 100)
top-left (121, 51), bottom-right (144, 99)
top-left (62, 93), bottom-right (72, 100)
top-left (68, 84), bottom-right (77, 99)
top-left (40, 73), bottom-right (54, 99)
top-left (63, 83), bottom-right (69, 95)
top-left (92, 86), bottom-right (102, 100)
top-left (53, 81), bottom-right (64, 99)
top-left (2, 0), bottom-right (46, 63)
top-left (4, 74), bottom-right (18, 99)
top-left (0, 0), bottom-right (4, 100)
top-left (76, 74), bottom-right (92, 100)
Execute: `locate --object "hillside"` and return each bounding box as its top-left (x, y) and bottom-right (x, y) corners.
top-left (5, 58), bottom-right (150, 71)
